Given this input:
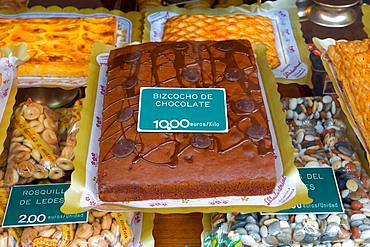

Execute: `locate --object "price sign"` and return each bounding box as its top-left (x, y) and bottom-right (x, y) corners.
top-left (263, 167), bottom-right (344, 215)
top-left (2, 183), bottom-right (87, 227)
top-left (138, 87), bottom-right (228, 133)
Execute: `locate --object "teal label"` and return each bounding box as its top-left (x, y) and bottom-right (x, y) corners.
top-left (138, 88), bottom-right (228, 132)
top-left (266, 168), bottom-right (343, 214)
top-left (3, 184), bottom-right (88, 227)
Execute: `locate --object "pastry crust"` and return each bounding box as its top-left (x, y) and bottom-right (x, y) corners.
top-left (327, 39), bottom-right (370, 150)
top-left (0, 17), bottom-right (116, 77)
top-left (162, 14), bottom-right (280, 68)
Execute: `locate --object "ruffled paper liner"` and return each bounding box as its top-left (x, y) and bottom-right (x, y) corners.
top-left (363, 4), bottom-right (370, 37)
top-left (62, 41), bottom-right (310, 215)
top-left (0, 44), bottom-right (28, 161)
top-left (142, 0), bottom-right (312, 87)
top-left (313, 37), bottom-right (370, 172)
top-left (0, 6), bottom-right (142, 89)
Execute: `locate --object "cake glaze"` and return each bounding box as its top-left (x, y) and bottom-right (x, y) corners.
top-left (98, 40), bottom-right (277, 202)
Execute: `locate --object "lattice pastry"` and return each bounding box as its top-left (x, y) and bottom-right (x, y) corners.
top-left (162, 14), bottom-right (280, 68)
top-left (0, 17), bottom-right (116, 77)
top-left (327, 39), bottom-right (370, 150)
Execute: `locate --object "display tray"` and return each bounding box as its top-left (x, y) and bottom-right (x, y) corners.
top-left (82, 53), bottom-right (289, 209)
top-left (62, 42), bottom-right (310, 214)
top-left (313, 37), bottom-right (370, 167)
top-left (1, 1), bottom-right (369, 247)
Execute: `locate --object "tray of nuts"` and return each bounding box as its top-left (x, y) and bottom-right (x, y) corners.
top-left (203, 96), bottom-right (370, 246)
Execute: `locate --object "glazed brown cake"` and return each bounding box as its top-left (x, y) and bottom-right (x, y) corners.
top-left (98, 40), bottom-right (277, 202)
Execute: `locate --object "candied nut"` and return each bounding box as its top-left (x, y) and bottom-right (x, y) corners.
top-left (39, 228), bottom-right (56, 238)
top-left (0, 232), bottom-right (8, 247)
top-left (41, 129), bottom-right (58, 145)
top-left (52, 230), bottom-right (62, 240)
top-left (49, 167), bottom-right (64, 180)
top-left (88, 235), bottom-right (100, 245)
top-left (92, 211), bottom-right (107, 218)
top-left (110, 220), bottom-right (118, 234)
top-left (101, 230), bottom-right (116, 245)
top-left (92, 222), bottom-right (101, 236)
top-left (61, 146), bottom-right (75, 160)
top-left (56, 157), bottom-right (74, 171)
top-left (32, 164), bottom-right (48, 179)
top-left (4, 167), bottom-right (19, 185)
top-left (29, 120), bottom-right (44, 133)
top-left (23, 103), bottom-right (43, 120)
top-left (33, 225), bottom-right (51, 232)
top-left (21, 227), bottom-right (38, 245)
top-left (70, 239), bottom-right (88, 247)
top-left (75, 224), bottom-right (93, 239)
top-left (101, 214), bottom-right (113, 230)
top-left (88, 236), bottom-right (109, 247)
top-left (17, 161), bottom-right (35, 178)
top-left (88, 213), bottom-right (95, 224)
top-left (13, 151), bottom-right (31, 163)
top-left (55, 225), bottom-right (63, 232)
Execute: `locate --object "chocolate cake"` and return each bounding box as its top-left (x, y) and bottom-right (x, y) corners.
top-left (98, 40), bottom-right (277, 202)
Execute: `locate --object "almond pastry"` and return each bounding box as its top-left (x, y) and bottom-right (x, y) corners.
top-left (327, 39), bottom-right (370, 150)
top-left (162, 14), bottom-right (280, 68)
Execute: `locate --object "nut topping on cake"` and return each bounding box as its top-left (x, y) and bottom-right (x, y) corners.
top-left (173, 42), bottom-right (188, 51)
top-left (117, 107), bottom-right (134, 122)
top-left (246, 125), bottom-right (267, 141)
top-left (183, 67), bottom-right (201, 83)
top-left (112, 139), bottom-right (136, 158)
top-left (224, 68), bottom-right (244, 82)
top-left (191, 135), bottom-right (212, 149)
top-left (123, 51), bottom-right (141, 63)
top-left (235, 99), bottom-right (256, 113)
top-left (122, 79), bottom-right (138, 90)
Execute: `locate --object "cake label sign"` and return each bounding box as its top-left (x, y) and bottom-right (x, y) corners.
top-left (264, 168), bottom-right (343, 215)
top-left (137, 87), bottom-right (228, 132)
top-left (2, 183), bottom-right (88, 227)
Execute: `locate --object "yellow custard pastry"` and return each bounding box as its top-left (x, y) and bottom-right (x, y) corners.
top-left (0, 17), bottom-right (116, 77)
